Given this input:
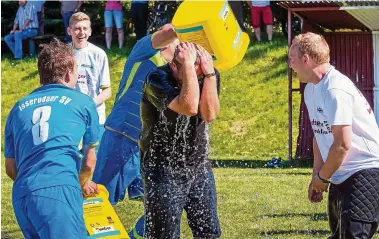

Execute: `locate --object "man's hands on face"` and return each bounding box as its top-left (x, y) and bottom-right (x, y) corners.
top-left (82, 180), bottom-right (99, 197)
top-left (197, 45), bottom-right (214, 75)
top-left (175, 42), bottom-right (198, 66)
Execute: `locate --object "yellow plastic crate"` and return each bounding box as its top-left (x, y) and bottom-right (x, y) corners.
top-left (172, 0), bottom-right (250, 72)
top-left (83, 185), bottom-right (129, 239)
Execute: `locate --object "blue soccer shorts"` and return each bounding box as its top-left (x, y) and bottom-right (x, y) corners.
top-left (13, 185), bottom-right (87, 239)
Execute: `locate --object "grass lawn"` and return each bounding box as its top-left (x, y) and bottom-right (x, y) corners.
top-left (2, 165), bottom-right (331, 239)
top-left (2, 35), bottom-right (378, 238)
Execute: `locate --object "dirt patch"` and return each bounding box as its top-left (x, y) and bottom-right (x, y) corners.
top-left (229, 120), bottom-right (250, 136)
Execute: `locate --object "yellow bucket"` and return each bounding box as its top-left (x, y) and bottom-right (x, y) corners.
top-left (83, 185), bottom-right (129, 239)
top-left (172, 0), bottom-right (250, 72)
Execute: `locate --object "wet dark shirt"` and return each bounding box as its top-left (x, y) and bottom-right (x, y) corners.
top-left (139, 64), bottom-right (220, 172)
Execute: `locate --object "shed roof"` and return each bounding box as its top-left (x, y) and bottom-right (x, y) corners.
top-left (278, 1), bottom-right (379, 31)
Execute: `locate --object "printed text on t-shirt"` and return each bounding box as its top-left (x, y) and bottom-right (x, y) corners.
top-left (311, 119), bottom-right (332, 135)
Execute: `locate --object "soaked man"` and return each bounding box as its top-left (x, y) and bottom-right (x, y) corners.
top-left (140, 42), bottom-right (221, 238)
top-left (92, 23), bottom-right (179, 238)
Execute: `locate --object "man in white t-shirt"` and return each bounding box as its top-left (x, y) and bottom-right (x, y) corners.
top-left (290, 32), bottom-right (379, 238)
top-left (68, 12), bottom-right (111, 148)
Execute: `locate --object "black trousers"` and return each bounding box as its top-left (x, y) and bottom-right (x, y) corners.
top-left (228, 1), bottom-right (246, 32)
top-left (37, 12), bottom-right (44, 35)
top-left (131, 3), bottom-right (149, 41)
top-left (328, 169), bottom-right (379, 239)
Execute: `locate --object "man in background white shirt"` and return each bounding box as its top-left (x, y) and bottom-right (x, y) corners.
top-left (289, 32), bottom-right (379, 239)
top-left (68, 12), bottom-right (112, 149)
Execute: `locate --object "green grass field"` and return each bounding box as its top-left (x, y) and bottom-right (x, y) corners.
top-left (2, 36), bottom-right (378, 238)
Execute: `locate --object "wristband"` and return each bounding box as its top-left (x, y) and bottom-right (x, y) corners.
top-left (204, 72), bottom-right (216, 78)
top-left (317, 172), bottom-right (331, 184)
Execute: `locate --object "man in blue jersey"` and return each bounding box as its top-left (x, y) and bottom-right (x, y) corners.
top-left (4, 40), bottom-right (100, 239)
top-left (92, 23), bottom-right (178, 238)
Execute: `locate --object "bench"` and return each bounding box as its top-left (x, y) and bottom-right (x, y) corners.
top-left (1, 34), bottom-right (61, 58)
top-left (28, 34), bottom-right (59, 56)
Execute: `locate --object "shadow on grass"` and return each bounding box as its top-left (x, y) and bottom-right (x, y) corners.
top-left (1, 230), bottom-right (21, 239)
top-left (244, 37), bottom-right (287, 61)
top-left (263, 212), bottom-right (328, 221)
top-left (211, 159), bottom-right (313, 169)
top-left (279, 171), bottom-right (312, 176)
top-left (22, 70), bottom-right (39, 81)
top-left (103, 35), bottom-right (137, 63)
top-left (242, 41), bottom-right (288, 86)
top-left (260, 229), bottom-right (330, 236)
top-left (260, 54), bottom-right (288, 83)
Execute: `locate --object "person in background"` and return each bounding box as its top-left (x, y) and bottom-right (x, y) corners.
top-left (229, 0), bottom-right (246, 32)
top-left (247, 0), bottom-right (273, 41)
top-left (104, 0), bottom-right (124, 49)
top-left (61, 0), bottom-right (82, 42)
top-left (31, 1), bottom-right (45, 35)
top-left (4, 0), bottom-right (39, 60)
top-left (68, 12), bottom-right (111, 150)
top-left (131, 0), bottom-right (149, 41)
top-left (290, 32), bottom-right (379, 239)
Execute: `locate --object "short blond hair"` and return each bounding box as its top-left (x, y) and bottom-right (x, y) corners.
top-left (292, 32), bottom-right (330, 64)
top-left (69, 12), bottom-right (91, 28)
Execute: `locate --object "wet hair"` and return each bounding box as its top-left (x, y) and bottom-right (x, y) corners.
top-left (69, 12), bottom-right (91, 28)
top-left (172, 43), bottom-right (201, 69)
top-left (292, 32), bottom-right (330, 64)
top-left (38, 39), bottom-right (75, 85)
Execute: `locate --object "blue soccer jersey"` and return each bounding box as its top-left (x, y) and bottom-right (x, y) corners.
top-left (4, 84), bottom-right (100, 200)
top-left (105, 34), bottom-right (167, 142)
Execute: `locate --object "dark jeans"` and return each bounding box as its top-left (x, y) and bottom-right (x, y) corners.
top-left (328, 169), bottom-right (379, 239)
top-left (37, 12), bottom-right (44, 35)
top-left (4, 29), bottom-right (38, 59)
top-left (131, 3), bottom-right (148, 41)
top-left (229, 1), bottom-right (246, 31)
top-left (62, 11), bottom-right (74, 42)
top-left (143, 163), bottom-right (221, 239)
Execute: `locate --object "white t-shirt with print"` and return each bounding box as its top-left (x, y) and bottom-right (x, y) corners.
top-left (304, 66), bottom-right (379, 184)
top-left (73, 42), bottom-right (111, 125)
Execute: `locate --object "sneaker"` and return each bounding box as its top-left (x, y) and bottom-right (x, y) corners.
top-left (266, 157), bottom-right (283, 168)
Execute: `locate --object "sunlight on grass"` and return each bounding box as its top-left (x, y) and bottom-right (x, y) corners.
top-left (1, 36), bottom-right (300, 161)
top-left (0, 165), bottom-right (327, 239)
top-left (210, 37), bottom-right (301, 160)
top-left (4, 36), bottom-right (367, 239)
top-left (5, 166), bottom-right (376, 238)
